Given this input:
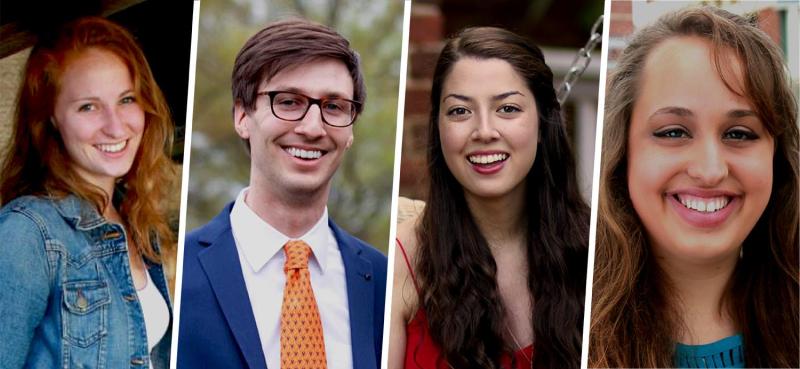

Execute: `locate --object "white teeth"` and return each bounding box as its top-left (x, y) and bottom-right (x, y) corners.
top-left (468, 153), bottom-right (508, 165)
top-left (677, 194), bottom-right (730, 213)
top-left (96, 141), bottom-right (126, 153)
top-left (286, 147), bottom-right (322, 159)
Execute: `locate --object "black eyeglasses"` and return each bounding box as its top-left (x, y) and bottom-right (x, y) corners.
top-left (257, 91), bottom-right (362, 127)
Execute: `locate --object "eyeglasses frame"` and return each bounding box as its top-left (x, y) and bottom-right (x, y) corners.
top-left (257, 90), bottom-right (362, 127)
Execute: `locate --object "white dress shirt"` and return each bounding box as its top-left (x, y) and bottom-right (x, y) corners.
top-left (230, 188), bottom-right (353, 369)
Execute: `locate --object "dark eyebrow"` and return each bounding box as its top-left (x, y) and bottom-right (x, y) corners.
top-left (443, 94), bottom-right (472, 103)
top-left (727, 109), bottom-right (757, 119)
top-left (273, 86), bottom-right (351, 99)
top-left (493, 91), bottom-right (524, 100)
top-left (649, 106), bottom-right (694, 120)
top-left (443, 91), bottom-right (524, 103)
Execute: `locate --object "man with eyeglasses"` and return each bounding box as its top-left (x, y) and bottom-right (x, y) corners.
top-left (178, 19), bottom-right (387, 369)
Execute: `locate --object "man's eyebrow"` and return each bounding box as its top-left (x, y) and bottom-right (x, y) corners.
top-left (270, 86), bottom-right (352, 99)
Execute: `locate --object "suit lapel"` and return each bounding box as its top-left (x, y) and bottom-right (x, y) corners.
top-left (197, 206), bottom-right (268, 369)
top-left (330, 220), bottom-right (376, 369)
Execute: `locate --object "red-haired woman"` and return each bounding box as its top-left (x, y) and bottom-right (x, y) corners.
top-left (0, 17), bottom-right (175, 369)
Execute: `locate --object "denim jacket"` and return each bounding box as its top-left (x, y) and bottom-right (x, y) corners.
top-left (0, 195), bottom-right (172, 369)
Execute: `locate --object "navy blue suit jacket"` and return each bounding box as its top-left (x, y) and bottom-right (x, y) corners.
top-left (176, 202), bottom-right (387, 369)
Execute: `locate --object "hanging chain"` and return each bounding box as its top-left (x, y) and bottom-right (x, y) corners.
top-left (557, 15), bottom-right (603, 104)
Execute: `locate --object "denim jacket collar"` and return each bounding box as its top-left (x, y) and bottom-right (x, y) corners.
top-left (51, 195), bottom-right (108, 231)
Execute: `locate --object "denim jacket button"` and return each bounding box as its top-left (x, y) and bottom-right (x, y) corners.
top-left (102, 231), bottom-right (122, 240)
top-left (76, 290), bottom-right (88, 309)
top-left (123, 294), bottom-right (137, 302)
top-left (130, 357), bottom-right (145, 365)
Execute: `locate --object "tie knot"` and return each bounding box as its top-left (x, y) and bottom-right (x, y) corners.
top-left (284, 240), bottom-right (312, 271)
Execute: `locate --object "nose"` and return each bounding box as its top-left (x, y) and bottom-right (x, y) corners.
top-left (294, 104), bottom-right (327, 139)
top-left (470, 112), bottom-right (499, 143)
top-left (101, 106), bottom-right (127, 139)
top-left (686, 138), bottom-right (728, 186)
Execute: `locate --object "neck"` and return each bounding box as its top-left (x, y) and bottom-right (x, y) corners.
top-left (657, 250), bottom-right (739, 344)
top-left (245, 180), bottom-right (328, 239)
top-left (464, 186), bottom-right (527, 249)
top-left (103, 203), bottom-right (122, 224)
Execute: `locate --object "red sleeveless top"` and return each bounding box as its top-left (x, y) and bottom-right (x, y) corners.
top-left (397, 239), bottom-right (534, 369)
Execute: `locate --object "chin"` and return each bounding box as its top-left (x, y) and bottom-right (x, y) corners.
top-left (662, 236), bottom-right (740, 262)
top-left (283, 177), bottom-right (330, 195)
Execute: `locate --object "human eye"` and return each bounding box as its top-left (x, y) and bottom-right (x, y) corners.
top-left (445, 106), bottom-right (471, 119)
top-left (274, 94), bottom-right (305, 110)
top-left (445, 106), bottom-right (472, 122)
top-left (496, 104), bottom-right (522, 116)
top-left (652, 126), bottom-right (691, 139)
top-left (723, 126), bottom-right (759, 141)
top-left (120, 95), bottom-right (137, 104)
top-left (323, 99), bottom-right (349, 116)
top-left (77, 103), bottom-right (96, 113)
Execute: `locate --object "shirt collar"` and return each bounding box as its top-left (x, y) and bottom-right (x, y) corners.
top-left (230, 188), bottom-right (332, 274)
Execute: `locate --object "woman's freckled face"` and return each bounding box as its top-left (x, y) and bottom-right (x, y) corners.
top-left (52, 47), bottom-right (145, 192)
top-left (626, 36), bottom-right (774, 265)
top-left (438, 57), bottom-right (539, 201)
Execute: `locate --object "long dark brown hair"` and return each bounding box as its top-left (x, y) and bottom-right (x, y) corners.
top-left (0, 17), bottom-right (175, 262)
top-left (414, 27), bottom-right (589, 369)
top-left (590, 6), bottom-right (799, 368)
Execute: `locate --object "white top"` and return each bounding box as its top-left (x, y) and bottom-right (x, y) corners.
top-left (230, 188), bottom-right (353, 369)
top-left (136, 268), bottom-right (169, 353)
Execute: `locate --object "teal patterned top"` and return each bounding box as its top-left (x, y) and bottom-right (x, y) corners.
top-left (674, 334), bottom-right (744, 368)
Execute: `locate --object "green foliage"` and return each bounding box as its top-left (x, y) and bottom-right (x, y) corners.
top-left (187, 0), bottom-right (402, 253)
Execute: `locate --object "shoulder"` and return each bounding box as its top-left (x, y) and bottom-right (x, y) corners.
top-left (392, 213), bottom-right (422, 322)
top-left (330, 220), bottom-right (387, 265)
top-left (0, 197), bottom-right (52, 279)
top-left (185, 202), bottom-right (235, 248)
top-left (0, 196), bottom-right (58, 240)
top-left (1, 195), bottom-right (57, 217)
top-left (396, 213), bottom-right (421, 261)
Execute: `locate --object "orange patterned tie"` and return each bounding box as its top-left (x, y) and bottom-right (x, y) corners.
top-left (281, 240), bottom-right (327, 369)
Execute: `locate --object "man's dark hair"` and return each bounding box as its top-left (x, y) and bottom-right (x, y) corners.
top-left (231, 18), bottom-right (366, 151)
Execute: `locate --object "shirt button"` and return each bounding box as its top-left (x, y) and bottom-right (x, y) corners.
top-left (130, 357), bottom-right (145, 365)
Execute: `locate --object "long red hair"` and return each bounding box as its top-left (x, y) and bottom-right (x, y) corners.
top-left (0, 17), bottom-right (175, 262)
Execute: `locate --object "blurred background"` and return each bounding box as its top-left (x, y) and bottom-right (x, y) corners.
top-left (187, 0), bottom-right (404, 253)
top-left (399, 0), bottom-right (605, 203)
top-left (608, 0), bottom-right (799, 96)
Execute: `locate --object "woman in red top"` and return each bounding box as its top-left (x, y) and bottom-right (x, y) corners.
top-left (390, 27), bottom-right (589, 369)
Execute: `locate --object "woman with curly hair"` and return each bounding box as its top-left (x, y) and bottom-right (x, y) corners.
top-left (589, 6), bottom-right (798, 368)
top-left (389, 27), bottom-right (590, 369)
top-left (0, 17), bottom-right (176, 369)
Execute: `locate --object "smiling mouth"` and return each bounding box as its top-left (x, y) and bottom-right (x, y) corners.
top-left (284, 146), bottom-right (325, 160)
top-left (96, 140), bottom-right (127, 153)
top-left (467, 153), bottom-right (508, 165)
top-left (674, 194), bottom-right (731, 213)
